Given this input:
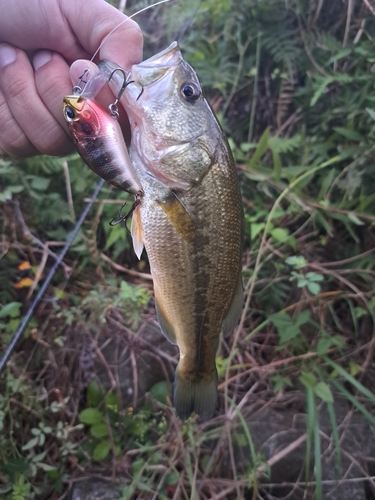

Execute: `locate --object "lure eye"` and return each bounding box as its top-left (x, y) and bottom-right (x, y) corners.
top-left (180, 82), bottom-right (201, 102)
top-left (64, 106), bottom-right (76, 122)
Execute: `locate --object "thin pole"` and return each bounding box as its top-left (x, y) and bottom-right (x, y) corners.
top-left (0, 179), bottom-right (105, 374)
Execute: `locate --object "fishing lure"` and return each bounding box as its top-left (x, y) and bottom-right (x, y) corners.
top-left (63, 68), bottom-right (142, 195)
top-left (63, 0), bottom-right (172, 195)
top-left (63, 0), bottom-right (243, 421)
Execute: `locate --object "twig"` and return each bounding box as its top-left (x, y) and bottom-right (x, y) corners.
top-left (9, 397), bottom-right (41, 418)
top-left (8, 200), bottom-right (72, 276)
top-left (310, 0), bottom-right (325, 27)
top-left (219, 350), bottom-right (332, 389)
top-left (298, 17), bottom-right (328, 76)
top-left (105, 315), bottom-right (177, 366)
top-left (118, 0), bottom-right (127, 13)
top-left (309, 262), bottom-right (370, 307)
top-left (83, 198), bottom-right (130, 204)
top-left (257, 433), bottom-right (307, 474)
top-left (94, 342), bottom-right (117, 391)
top-left (100, 252), bottom-right (152, 280)
top-left (130, 349), bottom-right (138, 408)
top-left (26, 246), bottom-right (48, 301)
top-left (223, 37), bottom-right (251, 116)
top-left (247, 32), bottom-right (261, 142)
top-left (0, 179), bottom-right (105, 374)
top-left (261, 475), bottom-right (375, 488)
top-left (274, 107), bottom-right (302, 137)
top-left (241, 165), bottom-right (375, 223)
top-left (224, 157), bottom-right (338, 409)
top-left (319, 248), bottom-right (375, 267)
top-left (353, 17), bottom-right (366, 44)
top-left (343, 0), bottom-right (354, 47)
top-left (62, 160), bottom-right (76, 221)
top-left (363, 0), bottom-right (375, 17)
top-left (305, 199), bottom-right (375, 222)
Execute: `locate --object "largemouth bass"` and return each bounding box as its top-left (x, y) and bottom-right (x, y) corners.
top-left (99, 42), bottom-right (244, 420)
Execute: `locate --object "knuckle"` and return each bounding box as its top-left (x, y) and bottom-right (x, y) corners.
top-left (119, 19), bottom-right (144, 54)
top-left (6, 76), bottom-right (29, 102)
top-left (31, 122), bottom-right (73, 156)
top-left (125, 19), bottom-right (144, 40)
top-left (0, 102), bottom-right (31, 157)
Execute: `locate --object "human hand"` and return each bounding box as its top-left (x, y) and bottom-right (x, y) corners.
top-left (0, 0), bottom-right (143, 157)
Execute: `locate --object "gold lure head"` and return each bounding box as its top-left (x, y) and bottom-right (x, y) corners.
top-left (63, 95), bottom-right (85, 123)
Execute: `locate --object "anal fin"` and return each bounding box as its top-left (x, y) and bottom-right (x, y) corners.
top-left (222, 274), bottom-right (243, 338)
top-left (154, 290), bottom-right (177, 345)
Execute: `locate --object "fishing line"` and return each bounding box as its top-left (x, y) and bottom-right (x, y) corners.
top-left (1, 0), bottom-right (176, 374)
top-left (0, 178), bottom-right (105, 375)
top-left (91, 0), bottom-right (174, 62)
top-left (175, 0), bottom-right (202, 45)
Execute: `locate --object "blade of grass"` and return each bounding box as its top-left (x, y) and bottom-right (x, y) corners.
top-left (326, 400), bottom-right (341, 476)
top-left (305, 387), bottom-right (315, 483)
top-left (313, 366), bottom-right (341, 476)
top-left (313, 398), bottom-right (322, 500)
top-left (330, 379), bottom-right (375, 427)
top-left (226, 395), bottom-right (257, 491)
top-left (225, 155), bottom-right (341, 416)
top-left (323, 357), bottom-right (375, 404)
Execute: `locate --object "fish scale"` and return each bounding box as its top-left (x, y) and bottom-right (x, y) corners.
top-left (99, 41), bottom-right (244, 420)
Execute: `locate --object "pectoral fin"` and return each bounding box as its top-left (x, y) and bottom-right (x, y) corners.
top-left (131, 205), bottom-right (144, 260)
top-left (222, 274), bottom-right (243, 338)
top-left (157, 193), bottom-right (195, 241)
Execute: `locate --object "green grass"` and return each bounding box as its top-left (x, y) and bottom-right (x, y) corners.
top-left (1, 0), bottom-right (375, 498)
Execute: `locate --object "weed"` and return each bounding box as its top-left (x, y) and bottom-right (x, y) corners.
top-left (1, 0), bottom-right (375, 498)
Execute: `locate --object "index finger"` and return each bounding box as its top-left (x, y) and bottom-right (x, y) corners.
top-left (60, 0), bottom-right (143, 69)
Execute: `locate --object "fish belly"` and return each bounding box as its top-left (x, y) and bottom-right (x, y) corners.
top-left (140, 162), bottom-right (243, 419)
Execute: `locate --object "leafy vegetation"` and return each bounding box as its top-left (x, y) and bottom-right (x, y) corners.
top-left (1, 0), bottom-right (375, 498)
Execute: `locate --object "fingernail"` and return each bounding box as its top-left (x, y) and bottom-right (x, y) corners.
top-left (33, 50), bottom-right (53, 71)
top-left (0, 44), bottom-right (17, 68)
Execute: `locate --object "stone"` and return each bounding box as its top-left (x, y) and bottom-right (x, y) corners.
top-left (69, 479), bottom-right (121, 500)
top-left (234, 394), bottom-right (375, 499)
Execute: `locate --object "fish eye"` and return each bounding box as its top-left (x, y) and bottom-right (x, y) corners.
top-left (64, 106), bottom-right (76, 122)
top-left (180, 82), bottom-right (201, 102)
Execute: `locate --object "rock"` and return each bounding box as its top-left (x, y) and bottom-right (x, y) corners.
top-left (91, 308), bottom-right (177, 407)
top-left (234, 394), bottom-right (375, 499)
top-left (69, 479), bottom-right (121, 500)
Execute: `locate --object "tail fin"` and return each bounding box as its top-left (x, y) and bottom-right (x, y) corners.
top-left (174, 369), bottom-right (218, 420)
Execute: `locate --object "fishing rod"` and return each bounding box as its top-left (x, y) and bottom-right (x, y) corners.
top-left (0, 178), bottom-right (105, 375)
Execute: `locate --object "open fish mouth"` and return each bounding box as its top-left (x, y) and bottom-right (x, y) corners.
top-left (131, 42), bottom-right (183, 87)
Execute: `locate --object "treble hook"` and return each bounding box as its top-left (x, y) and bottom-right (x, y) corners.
top-left (136, 86), bottom-right (144, 101)
top-left (108, 68), bottom-right (134, 120)
top-left (109, 192), bottom-right (142, 232)
top-left (109, 201), bottom-right (128, 226)
top-left (72, 69), bottom-right (90, 95)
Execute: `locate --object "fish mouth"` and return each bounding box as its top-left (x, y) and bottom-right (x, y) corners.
top-left (131, 41), bottom-right (183, 87)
